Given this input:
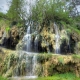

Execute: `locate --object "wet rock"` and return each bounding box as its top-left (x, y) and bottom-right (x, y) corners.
top-left (75, 42), bottom-right (80, 54)
top-left (3, 67), bottom-right (13, 77)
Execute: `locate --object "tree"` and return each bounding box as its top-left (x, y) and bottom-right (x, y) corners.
top-left (31, 0), bottom-right (70, 24)
top-left (66, 0), bottom-right (80, 17)
top-left (7, 0), bottom-right (26, 21)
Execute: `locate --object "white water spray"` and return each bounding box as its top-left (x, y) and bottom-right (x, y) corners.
top-left (34, 36), bottom-right (38, 52)
top-left (23, 26), bottom-right (31, 52)
top-left (54, 23), bottom-right (60, 54)
top-left (16, 51), bottom-right (38, 79)
top-left (21, 25), bottom-right (37, 78)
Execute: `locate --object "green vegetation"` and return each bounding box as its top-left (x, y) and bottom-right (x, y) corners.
top-left (0, 0), bottom-right (80, 79)
top-left (0, 76), bottom-right (8, 80)
top-left (30, 0), bottom-right (80, 39)
top-left (37, 54), bottom-right (52, 63)
top-left (72, 54), bottom-right (80, 59)
top-left (58, 57), bottom-right (64, 64)
top-left (7, 0), bottom-right (26, 21)
top-left (31, 0), bottom-right (70, 24)
top-left (0, 53), bottom-right (18, 77)
top-left (5, 26), bottom-right (10, 32)
top-left (36, 73), bottom-right (80, 80)
top-left (0, 12), bottom-right (7, 18)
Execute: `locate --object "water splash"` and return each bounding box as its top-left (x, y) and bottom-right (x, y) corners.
top-left (14, 51), bottom-right (38, 78)
top-left (20, 25), bottom-right (38, 78)
top-left (54, 22), bottom-right (60, 54)
top-left (26, 53), bottom-right (37, 76)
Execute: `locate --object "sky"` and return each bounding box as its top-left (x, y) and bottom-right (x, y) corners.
top-left (0, 0), bottom-right (80, 14)
top-left (0, 0), bottom-right (35, 13)
top-left (0, 0), bottom-right (10, 13)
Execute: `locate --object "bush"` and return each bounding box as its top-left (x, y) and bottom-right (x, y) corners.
top-left (31, 0), bottom-right (70, 25)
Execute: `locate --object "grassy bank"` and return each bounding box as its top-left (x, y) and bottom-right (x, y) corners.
top-left (36, 73), bottom-right (80, 80)
top-left (0, 76), bottom-right (8, 80)
top-left (3, 73), bottom-right (80, 80)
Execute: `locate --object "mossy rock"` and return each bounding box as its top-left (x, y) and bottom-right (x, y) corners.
top-left (3, 67), bottom-right (13, 77)
top-left (75, 42), bottom-right (80, 54)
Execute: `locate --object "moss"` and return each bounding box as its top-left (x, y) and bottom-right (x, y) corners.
top-left (58, 57), bottom-right (64, 64)
top-left (73, 55), bottom-right (80, 59)
top-left (70, 27), bottom-right (80, 35)
top-left (3, 67), bottom-right (13, 77)
top-left (37, 54), bottom-right (52, 63)
top-left (44, 61), bottom-right (55, 76)
top-left (66, 28), bottom-right (72, 34)
top-left (36, 63), bottom-right (43, 76)
top-left (75, 42), bottom-right (80, 54)
top-left (72, 55), bottom-right (80, 63)
top-left (1, 48), bottom-right (80, 77)
top-left (1, 52), bottom-right (19, 76)
top-left (5, 26), bottom-right (10, 32)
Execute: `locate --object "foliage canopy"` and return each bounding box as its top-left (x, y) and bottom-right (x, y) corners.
top-left (7, 0), bottom-right (26, 21)
top-left (31, 0), bottom-right (70, 24)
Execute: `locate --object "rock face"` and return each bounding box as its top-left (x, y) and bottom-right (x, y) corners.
top-left (0, 26), bottom-right (7, 46)
top-left (16, 21), bottom-right (80, 54)
top-left (75, 42), bottom-right (80, 54)
top-left (6, 26), bottom-right (19, 49)
top-left (0, 21), bottom-right (80, 53)
top-left (0, 48), bottom-right (80, 78)
top-left (60, 30), bottom-right (70, 54)
top-left (0, 25), bottom-right (24, 49)
top-left (2, 26), bottom-right (19, 49)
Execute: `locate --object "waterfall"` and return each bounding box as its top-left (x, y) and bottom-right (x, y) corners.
top-left (32, 55), bottom-right (37, 75)
top-left (54, 23), bottom-right (60, 54)
top-left (34, 36), bottom-right (38, 52)
top-left (26, 53), bottom-right (37, 76)
top-left (13, 51), bottom-right (37, 79)
top-left (16, 25), bottom-right (38, 79)
top-left (67, 35), bottom-right (71, 53)
top-left (23, 26), bottom-right (31, 52)
top-left (27, 26), bottom-right (30, 34)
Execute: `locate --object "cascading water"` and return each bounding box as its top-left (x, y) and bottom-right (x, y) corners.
top-left (23, 26), bottom-right (31, 52)
top-left (67, 35), bottom-right (71, 53)
top-left (34, 36), bottom-right (38, 52)
top-left (26, 53), bottom-right (37, 76)
top-left (13, 26), bottom-right (38, 79)
top-left (12, 51), bottom-right (37, 80)
top-left (54, 23), bottom-right (60, 54)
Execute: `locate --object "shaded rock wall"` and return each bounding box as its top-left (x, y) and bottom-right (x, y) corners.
top-left (0, 24), bottom-right (25, 49)
top-left (0, 20), bottom-right (80, 53)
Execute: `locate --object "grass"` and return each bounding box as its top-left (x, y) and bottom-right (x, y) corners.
top-left (36, 73), bottom-right (80, 80)
top-left (0, 73), bottom-right (80, 80)
top-left (0, 76), bottom-right (8, 80)
top-left (2, 73), bottom-right (80, 80)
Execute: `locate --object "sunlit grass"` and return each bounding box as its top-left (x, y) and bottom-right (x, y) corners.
top-left (36, 73), bottom-right (80, 80)
top-left (0, 76), bottom-right (8, 80)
